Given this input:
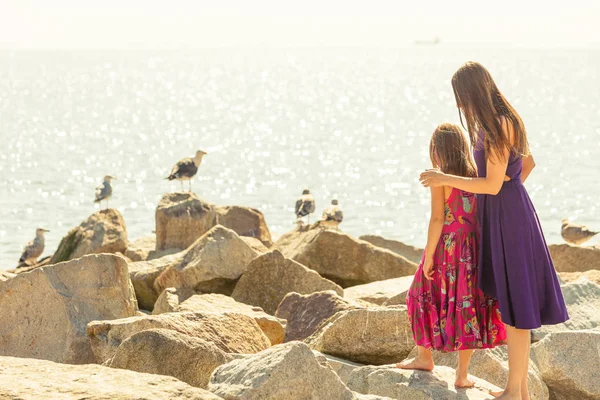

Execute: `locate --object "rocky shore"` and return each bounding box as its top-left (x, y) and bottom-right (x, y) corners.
top-left (1, 192), bottom-right (599, 400)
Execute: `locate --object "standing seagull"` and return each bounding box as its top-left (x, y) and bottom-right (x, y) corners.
top-left (166, 150), bottom-right (207, 192)
top-left (18, 228), bottom-right (49, 266)
top-left (561, 219), bottom-right (598, 245)
top-left (295, 189), bottom-right (316, 224)
top-left (322, 199), bottom-right (344, 225)
top-left (94, 175), bottom-right (116, 209)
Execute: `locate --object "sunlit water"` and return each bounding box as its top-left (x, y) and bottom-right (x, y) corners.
top-left (1, 48), bottom-right (599, 267)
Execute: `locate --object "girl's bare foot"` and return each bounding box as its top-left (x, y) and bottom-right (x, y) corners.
top-left (454, 375), bottom-right (475, 388)
top-left (395, 356), bottom-right (434, 371)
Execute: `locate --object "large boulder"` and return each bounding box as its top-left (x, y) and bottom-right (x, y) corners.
top-left (108, 328), bottom-right (233, 388)
top-left (306, 307), bottom-right (414, 365)
top-left (358, 235), bottom-right (423, 264)
top-left (87, 311), bottom-right (270, 364)
top-left (50, 208), bottom-right (128, 263)
top-left (129, 251), bottom-right (185, 311)
top-left (154, 290), bottom-right (285, 345)
top-left (208, 341), bottom-right (358, 400)
top-left (231, 250), bottom-right (343, 315)
top-left (532, 279), bottom-right (600, 341)
top-left (276, 226), bottom-right (417, 287)
top-left (155, 192), bottom-right (217, 251)
top-left (559, 269), bottom-right (600, 285)
top-left (275, 290), bottom-right (360, 342)
top-left (549, 243), bottom-right (600, 272)
top-left (0, 355), bottom-right (222, 399)
top-left (155, 225), bottom-right (259, 295)
top-left (344, 276), bottom-right (414, 306)
top-left (240, 236), bottom-right (270, 253)
top-left (347, 365), bottom-right (501, 400)
top-left (125, 234), bottom-right (181, 262)
top-left (0, 254), bottom-right (138, 364)
top-left (531, 330), bottom-right (600, 400)
top-left (410, 347), bottom-right (549, 399)
top-left (215, 205), bottom-right (273, 247)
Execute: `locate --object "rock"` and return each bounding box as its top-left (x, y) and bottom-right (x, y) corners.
top-left (125, 234), bottom-right (182, 262)
top-left (0, 270), bottom-right (15, 281)
top-left (231, 250), bottom-right (343, 315)
top-left (276, 226), bottom-right (417, 287)
top-left (549, 243), bottom-right (600, 273)
top-left (87, 311), bottom-right (270, 364)
top-left (108, 328), bottom-right (233, 388)
top-left (0, 254), bottom-right (138, 364)
top-left (0, 355), bottom-right (222, 399)
top-left (240, 236), bottom-right (270, 253)
top-left (531, 330), bottom-right (600, 400)
top-left (532, 279), bottom-right (600, 341)
top-left (344, 276), bottom-right (414, 306)
top-left (409, 347), bottom-right (549, 399)
top-left (347, 365), bottom-right (501, 400)
top-left (154, 290), bottom-right (286, 345)
top-left (306, 307), bottom-right (414, 365)
top-left (155, 225), bottom-right (259, 296)
top-left (208, 341), bottom-right (357, 400)
top-left (382, 292), bottom-right (408, 306)
top-left (51, 208), bottom-right (128, 263)
top-left (275, 290), bottom-right (359, 342)
top-left (215, 205), bottom-right (273, 247)
top-left (313, 351), bottom-right (365, 384)
top-left (558, 269), bottom-right (600, 285)
top-left (358, 235), bottom-right (423, 264)
top-left (129, 251), bottom-right (185, 311)
top-left (155, 192), bottom-right (217, 251)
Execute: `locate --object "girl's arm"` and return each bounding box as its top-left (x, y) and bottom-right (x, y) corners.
top-left (422, 186), bottom-right (445, 279)
top-left (521, 154), bottom-right (535, 183)
top-left (419, 119), bottom-right (513, 195)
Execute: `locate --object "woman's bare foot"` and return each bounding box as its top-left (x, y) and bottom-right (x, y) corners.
top-left (489, 390), bottom-right (530, 400)
top-left (454, 375), bottom-right (475, 388)
top-left (396, 356), bottom-right (434, 371)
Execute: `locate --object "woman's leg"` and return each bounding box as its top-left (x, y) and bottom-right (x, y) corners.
top-left (396, 345), bottom-right (434, 371)
top-left (455, 349), bottom-right (475, 387)
top-left (495, 324), bottom-right (529, 400)
top-left (520, 338), bottom-right (531, 400)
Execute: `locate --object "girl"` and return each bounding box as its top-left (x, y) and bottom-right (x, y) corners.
top-left (420, 62), bottom-right (569, 400)
top-left (398, 123), bottom-right (506, 388)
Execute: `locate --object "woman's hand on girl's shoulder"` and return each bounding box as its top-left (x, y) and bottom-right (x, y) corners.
top-left (420, 168), bottom-right (447, 188)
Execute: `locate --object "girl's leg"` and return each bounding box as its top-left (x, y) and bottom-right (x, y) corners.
top-left (495, 325), bottom-right (529, 400)
top-left (455, 349), bottom-right (475, 388)
top-left (396, 345), bottom-right (434, 371)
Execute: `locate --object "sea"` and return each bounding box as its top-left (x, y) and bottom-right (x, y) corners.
top-left (1, 47), bottom-right (599, 267)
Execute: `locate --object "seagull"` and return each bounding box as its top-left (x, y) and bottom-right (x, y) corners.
top-left (94, 175), bottom-right (116, 209)
top-left (166, 150), bottom-right (207, 192)
top-left (18, 228), bottom-right (49, 266)
top-left (323, 199), bottom-right (344, 225)
top-left (295, 189), bottom-right (316, 224)
top-left (561, 219), bottom-right (598, 245)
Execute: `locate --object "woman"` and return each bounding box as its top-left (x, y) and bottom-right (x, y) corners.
top-left (420, 61), bottom-right (569, 400)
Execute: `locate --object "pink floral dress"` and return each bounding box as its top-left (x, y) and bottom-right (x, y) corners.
top-left (406, 188), bottom-right (507, 351)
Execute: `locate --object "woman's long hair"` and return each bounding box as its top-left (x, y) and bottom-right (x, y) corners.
top-left (451, 61), bottom-right (530, 161)
top-left (430, 123), bottom-right (478, 178)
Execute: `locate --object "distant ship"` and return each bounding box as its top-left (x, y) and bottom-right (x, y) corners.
top-left (415, 37), bottom-right (441, 46)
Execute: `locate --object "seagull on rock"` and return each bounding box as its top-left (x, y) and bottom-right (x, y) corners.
top-left (561, 219), bottom-right (598, 245)
top-left (18, 228), bottom-right (49, 266)
top-left (94, 175), bottom-right (116, 209)
top-left (295, 189), bottom-right (316, 224)
top-left (323, 199), bottom-right (344, 225)
top-left (166, 150), bottom-right (207, 192)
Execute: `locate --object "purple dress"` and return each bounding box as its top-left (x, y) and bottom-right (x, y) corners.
top-left (473, 140), bottom-right (569, 330)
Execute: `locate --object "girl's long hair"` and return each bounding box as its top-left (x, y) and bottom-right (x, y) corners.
top-left (451, 61), bottom-right (530, 161)
top-left (430, 123), bottom-right (477, 178)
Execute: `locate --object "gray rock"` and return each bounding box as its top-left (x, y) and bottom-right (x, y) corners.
top-left (358, 234), bottom-right (423, 264)
top-left (0, 254), bottom-right (138, 364)
top-left (344, 276), bottom-right (414, 306)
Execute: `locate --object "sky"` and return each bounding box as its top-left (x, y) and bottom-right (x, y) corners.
top-left (1, 0), bottom-right (600, 49)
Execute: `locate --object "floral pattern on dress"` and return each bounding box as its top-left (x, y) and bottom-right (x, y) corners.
top-left (406, 188), bottom-right (507, 351)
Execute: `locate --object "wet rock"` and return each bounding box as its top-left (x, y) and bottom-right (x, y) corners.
top-left (231, 250), bottom-right (343, 315)
top-left (0, 254), bottom-right (138, 364)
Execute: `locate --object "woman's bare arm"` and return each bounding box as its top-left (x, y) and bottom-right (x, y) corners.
top-left (521, 154), bottom-right (535, 183)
